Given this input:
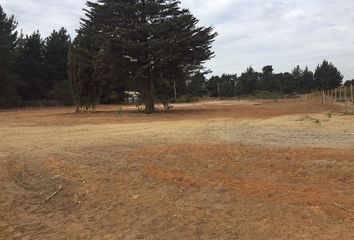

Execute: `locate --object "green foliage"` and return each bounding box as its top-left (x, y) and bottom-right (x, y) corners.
top-left (236, 67), bottom-right (259, 95)
top-left (232, 63), bottom-right (327, 97)
top-left (0, 5), bottom-right (19, 107)
top-left (254, 90), bottom-right (283, 99)
top-left (206, 76), bottom-right (220, 97)
top-left (16, 28), bottom-right (71, 105)
top-left (258, 65), bottom-right (274, 91)
top-left (67, 5), bottom-right (101, 112)
top-left (44, 28), bottom-right (70, 91)
top-left (314, 60), bottom-right (343, 90)
top-left (0, 6), bottom-right (73, 107)
top-left (276, 72), bottom-right (294, 94)
top-left (219, 74), bottom-right (237, 97)
top-left (207, 74), bottom-right (236, 97)
top-left (78, 0), bottom-right (217, 113)
top-left (17, 31), bottom-right (46, 100)
top-left (344, 79), bottom-right (354, 86)
top-left (187, 72), bottom-right (207, 97)
top-left (298, 67), bottom-right (315, 93)
top-left (49, 80), bottom-right (74, 106)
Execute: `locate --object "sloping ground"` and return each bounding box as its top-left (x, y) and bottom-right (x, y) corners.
top-left (0, 100), bottom-right (354, 239)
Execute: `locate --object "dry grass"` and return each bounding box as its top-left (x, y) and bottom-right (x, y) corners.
top-left (0, 100), bottom-right (354, 239)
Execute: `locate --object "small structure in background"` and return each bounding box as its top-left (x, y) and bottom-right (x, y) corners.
top-left (125, 91), bottom-right (140, 104)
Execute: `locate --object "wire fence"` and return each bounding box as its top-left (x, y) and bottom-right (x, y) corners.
top-left (300, 84), bottom-right (354, 107)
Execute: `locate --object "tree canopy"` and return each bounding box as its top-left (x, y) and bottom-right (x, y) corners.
top-left (68, 0), bottom-right (217, 113)
top-left (314, 60), bottom-right (343, 90)
top-left (0, 5), bottom-right (18, 106)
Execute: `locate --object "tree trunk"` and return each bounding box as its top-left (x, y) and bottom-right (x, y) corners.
top-left (144, 77), bottom-right (155, 114)
top-left (75, 104), bottom-right (80, 113)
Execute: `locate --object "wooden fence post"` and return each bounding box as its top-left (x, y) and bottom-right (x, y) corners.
top-left (344, 85), bottom-right (347, 106)
top-left (339, 86), bottom-right (342, 105)
top-left (351, 84), bottom-right (353, 104)
top-left (335, 88), bottom-right (337, 104)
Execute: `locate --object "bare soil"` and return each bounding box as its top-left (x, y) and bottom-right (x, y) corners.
top-left (0, 100), bottom-right (354, 239)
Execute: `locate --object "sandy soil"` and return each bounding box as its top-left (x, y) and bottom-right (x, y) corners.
top-left (0, 100), bottom-right (354, 239)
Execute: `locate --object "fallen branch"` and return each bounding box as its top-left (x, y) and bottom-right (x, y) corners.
top-left (44, 183), bottom-right (62, 203)
top-left (74, 193), bottom-right (80, 206)
top-left (334, 203), bottom-right (354, 213)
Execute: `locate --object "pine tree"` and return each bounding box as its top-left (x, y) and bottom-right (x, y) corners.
top-left (314, 60), bottom-right (343, 90)
top-left (68, 35), bottom-right (98, 112)
top-left (300, 67), bottom-right (314, 93)
top-left (207, 76), bottom-right (221, 97)
top-left (219, 74), bottom-right (237, 97)
top-left (17, 31), bottom-right (46, 101)
top-left (187, 72), bottom-right (207, 97)
top-left (344, 79), bottom-right (354, 87)
top-left (278, 72), bottom-right (295, 94)
top-left (259, 65), bottom-right (275, 91)
top-left (81, 0), bottom-right (217, 113)
top-left (44, 28), bottom-right (70, 92)
top-left (292, 65), bottom-right (302, 92)
top-left (68, 3), bottom-right (100, 112)
top-left (0, 5), bottom-right (19, 107)
top-left (236, 67), bottom-right (258, 95)
top-left (68, 43), bottom-right (81, 112)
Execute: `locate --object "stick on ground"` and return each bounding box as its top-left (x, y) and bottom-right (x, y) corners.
top-left (334, 203), bottom-right (354, 213)
top-left (44, 183), bottom-right (62, 203)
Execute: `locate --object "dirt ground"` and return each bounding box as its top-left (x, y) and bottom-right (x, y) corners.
top-left (0, 100), bottom-right (354, 239)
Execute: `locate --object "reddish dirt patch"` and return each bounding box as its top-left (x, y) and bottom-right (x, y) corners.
top-left (137, 145), bottom-right (354, 211)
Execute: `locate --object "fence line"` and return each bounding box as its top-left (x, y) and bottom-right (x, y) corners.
top-left (300, 84), bottom-right (354, 107)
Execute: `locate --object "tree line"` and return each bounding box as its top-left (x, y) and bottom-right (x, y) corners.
top-left (0, 2), bottom-right (347, 112)
top-left (189, 61), bottom-right (344, 99)
top-left (0, 5), bottom-right (72, 107)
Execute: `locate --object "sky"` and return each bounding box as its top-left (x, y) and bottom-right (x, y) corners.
top-left (2, 0), bottom-right (354, 80)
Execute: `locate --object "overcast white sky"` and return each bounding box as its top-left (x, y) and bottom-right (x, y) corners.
top-left (2, 0), bottom-right (354, 80)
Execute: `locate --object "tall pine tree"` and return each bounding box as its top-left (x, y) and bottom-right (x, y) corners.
top-left (44, 28), bottom-right (70, 91)
top-left (17, 31), bottom-right (46, 101)
top-left (236, 67), bottom-right (259, 95)
top-left (0, 5), bottom-right (19, 107)
top-left (299, 66), bottom-right (314, 93)
top-left (68, 4), bottom-right (100, 112)
top-left (78, 0), bottom-right (217, 113)
top-left (314, 60), bottom-right (343, 90)
top-left (259, 65), bottom-right (275, 91)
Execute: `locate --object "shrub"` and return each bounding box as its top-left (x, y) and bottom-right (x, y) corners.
top-left (254, 91), bottom-right (284, 99)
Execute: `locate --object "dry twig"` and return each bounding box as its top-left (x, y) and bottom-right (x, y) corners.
top-left (334, 203), bottom-right (354, 213)
top-left (74, 193), bottom-right (80, 206)
top-left (43, 183), bottom-right (62, 203)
